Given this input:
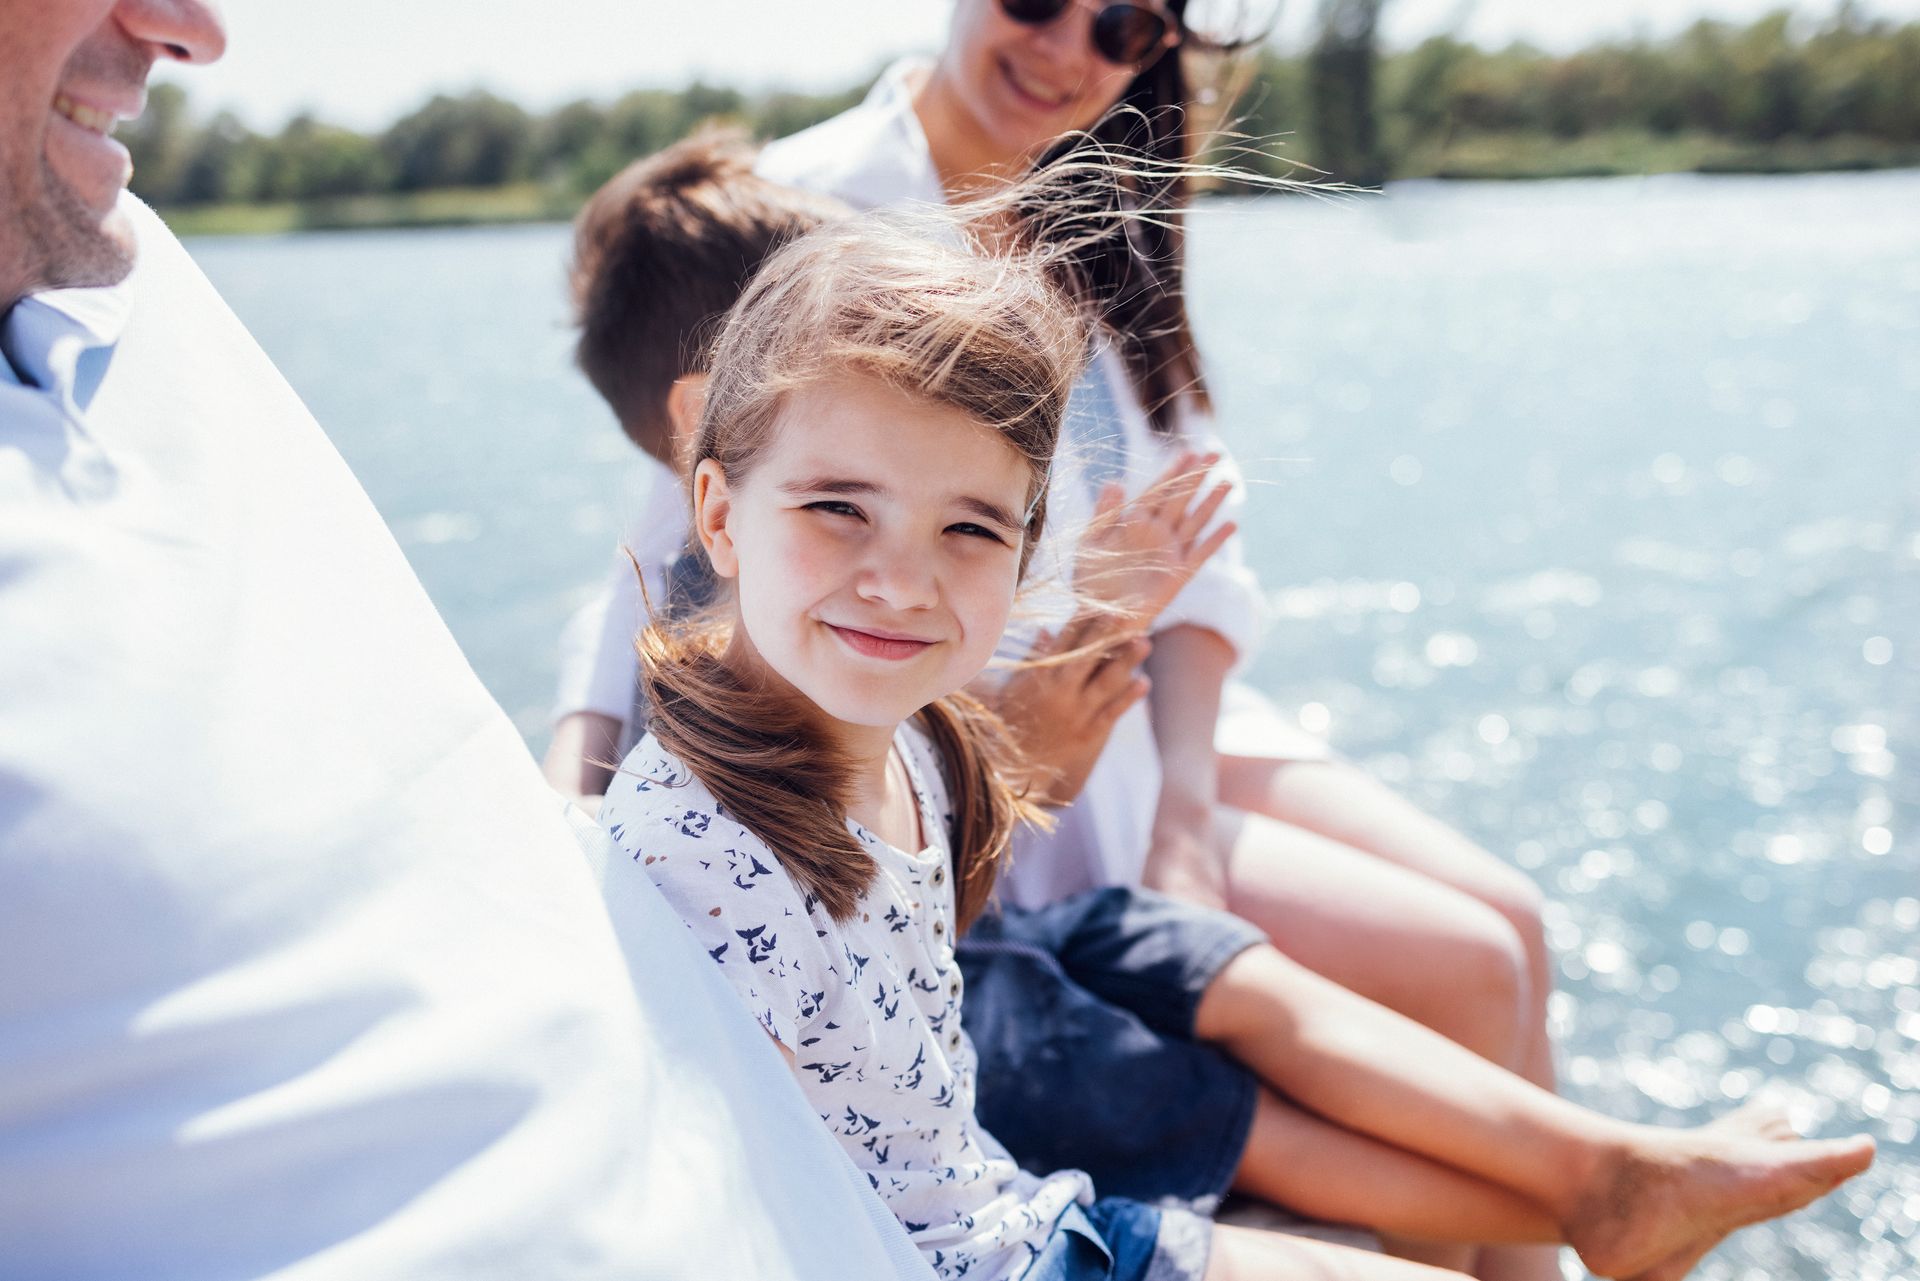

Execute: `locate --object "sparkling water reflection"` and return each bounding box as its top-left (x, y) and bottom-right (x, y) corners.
top-left (190, 169), bottom-right (1918, 1279)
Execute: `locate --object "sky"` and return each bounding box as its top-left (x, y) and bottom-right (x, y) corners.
top-left (162, 0), bottom-right (1920, 131)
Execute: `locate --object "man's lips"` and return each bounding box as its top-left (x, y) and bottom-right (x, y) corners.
top-left (827, 624), bottom-right (938, 661)
top-left (53, 88), bottom-right (142, 135)
top-left (46, 87), bottom-right (138, 202)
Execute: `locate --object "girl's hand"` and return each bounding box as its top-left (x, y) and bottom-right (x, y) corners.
top-left (992, 612), bottom-right (1151, 806)
top-left (1076, 451), bottom-right (1236, 627)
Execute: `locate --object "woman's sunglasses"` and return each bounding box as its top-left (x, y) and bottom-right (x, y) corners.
top-left (998, 0), bottom-right (1182, 67)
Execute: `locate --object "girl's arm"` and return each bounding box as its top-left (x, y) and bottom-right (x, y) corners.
top-left (766, 1030), bottom-right (798, 1070)
top-left (1140, 623), bottom-right (1236, 910)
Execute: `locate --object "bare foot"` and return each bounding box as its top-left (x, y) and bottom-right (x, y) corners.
top-left (1565, 1130), bottom-right (1875, 1278)
top-left (1702, 1097), bottom-right (1799, 1143)
top-left (1609, 1102), bottom-right (1829, 1281)
top-left (1617, 1105), bottom-right (1836, 1281)
top-left (1621, 1238), bottom-right (1715, 1281)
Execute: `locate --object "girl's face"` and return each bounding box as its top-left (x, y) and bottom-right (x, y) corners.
top-left (695, 374), bottom-right (1033, 734)
top-left (936, 0), bottom-right (1164, 164)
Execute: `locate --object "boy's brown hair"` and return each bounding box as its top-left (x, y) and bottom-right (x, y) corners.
top-left (569, 125), bottom-right (847, 464)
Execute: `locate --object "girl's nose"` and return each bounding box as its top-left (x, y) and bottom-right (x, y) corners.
top-left (855, 544), bottom-right (939, 612)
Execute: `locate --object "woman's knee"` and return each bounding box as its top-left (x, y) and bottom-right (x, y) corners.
top-left (1428, 906), bottom-right (1532, 1065)
top-left (1470, 856), bottom-right (1554, 994)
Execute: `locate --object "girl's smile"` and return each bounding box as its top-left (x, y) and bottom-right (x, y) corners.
top-left (826, 624), bottom-right (938, 661)
top-left (694, 372), bottom-right (1033, 748)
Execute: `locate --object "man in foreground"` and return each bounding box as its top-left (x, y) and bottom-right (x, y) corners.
top-left (0, 3), bottom-right (929, 1277)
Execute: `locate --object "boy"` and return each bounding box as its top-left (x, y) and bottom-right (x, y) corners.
top-left (544, 128), bottom-right (847, 800)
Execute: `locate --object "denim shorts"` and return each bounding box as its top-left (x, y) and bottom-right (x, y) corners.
top-left (1025, 1197), bottom-right (1213, 1281)
top-left (958, 886), bottom-right (1266, 1206)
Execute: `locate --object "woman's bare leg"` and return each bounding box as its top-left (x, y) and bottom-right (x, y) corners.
top-left (1217, 757), bottom-right (1562, 1280)
top-left (1218, 756), bottom-right (1556, 1087)
top-left (1195, 945), bottom-right (1875, 1278)
top-left (1209, 805), bottom-right (1535, 1069)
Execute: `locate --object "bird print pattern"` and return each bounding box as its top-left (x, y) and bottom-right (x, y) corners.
top-left (600, 723), bottom-right (1090, 1281)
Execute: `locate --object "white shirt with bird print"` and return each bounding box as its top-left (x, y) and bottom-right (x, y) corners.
top-left (601, 722), bottom-right (1091, 1281)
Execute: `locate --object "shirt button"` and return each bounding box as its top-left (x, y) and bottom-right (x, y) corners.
top-left (948, 979), bottom-right (961, 997)
top-left (933, 920), bottom-right (945, 936)
top-left (948, 1031), bottom-right (961, 1050)
top-left (932, 867), bottom-right (945, 885)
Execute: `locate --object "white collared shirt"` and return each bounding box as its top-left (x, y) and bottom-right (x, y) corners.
top-left (0, 197), bottom-right (932, 1280)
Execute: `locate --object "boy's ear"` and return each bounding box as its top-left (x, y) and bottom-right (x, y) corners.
top-left (691, 458), bottom-right (739, 579)
top-left (666, 374), bottom-right (710, 453)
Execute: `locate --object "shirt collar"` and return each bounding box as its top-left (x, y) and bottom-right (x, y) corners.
top-left (856, 58), bottom-right (947, 208)
top-left (0, 277), bottom-right (132, 414)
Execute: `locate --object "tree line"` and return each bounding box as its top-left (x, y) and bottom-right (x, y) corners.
top-left (126, 9), bottom-right (1920, 210)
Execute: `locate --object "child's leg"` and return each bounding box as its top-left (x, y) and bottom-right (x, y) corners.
top-left (1233, 1085), bottom-right (1559, 1273)
top-left (1205, 1223), bottom-right (1466, 1281)
top-left (1194, 944), bottom-right (1875, 1279)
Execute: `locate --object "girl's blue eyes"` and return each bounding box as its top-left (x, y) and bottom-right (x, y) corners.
top-left (801, 502), bottom-right (1006, 545)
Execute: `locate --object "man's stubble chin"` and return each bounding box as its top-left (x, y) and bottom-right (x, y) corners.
top-left (17, 167), bottom-right (136, 294)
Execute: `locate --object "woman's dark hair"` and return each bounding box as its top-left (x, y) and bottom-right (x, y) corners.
top-left (1031, 0), bottom-right (1239, 434)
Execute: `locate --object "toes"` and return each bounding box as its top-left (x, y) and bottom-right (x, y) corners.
top-left (1704, 1098), bottom-right (1798, 1141)
top-left (1804, 1134), bottom-right (1877, 1185)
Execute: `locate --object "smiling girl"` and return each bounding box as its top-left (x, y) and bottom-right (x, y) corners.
top-left (592, 205), bottom-right (1486, 1281)
top-left (551, 10), bottom-right (1569, 1188)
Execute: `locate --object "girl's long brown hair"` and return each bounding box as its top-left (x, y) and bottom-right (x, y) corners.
top-left (638, 620), bottom-right (1042, 930)
top-left (638, 205), bottom-right (1085, 929)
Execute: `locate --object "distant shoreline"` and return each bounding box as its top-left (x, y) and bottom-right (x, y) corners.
top-left (161, 140), bottom-right (1920, 238)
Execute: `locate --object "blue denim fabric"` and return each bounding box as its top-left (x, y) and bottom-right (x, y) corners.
top-left (1024, 1199), bottom-right (1154, 1281)
top-left (959, 887), bottom-right (1265, 1205)
top-left (1024, 1198), bottom-right (1211, 1281)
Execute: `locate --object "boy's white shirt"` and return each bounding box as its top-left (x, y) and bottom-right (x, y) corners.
top-left (0, 195), bottom-right (934, 1281)
top-left (553, 58), bottom-right (1306, 907)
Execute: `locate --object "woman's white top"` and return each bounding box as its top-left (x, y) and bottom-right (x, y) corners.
top-left (602, 726), bottom-right (1091, 1281)
top-left (556, 58), bottom-right (1319, 908)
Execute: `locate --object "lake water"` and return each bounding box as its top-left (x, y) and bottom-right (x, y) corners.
top-left (187, 170), bottom-right (1919, 1280)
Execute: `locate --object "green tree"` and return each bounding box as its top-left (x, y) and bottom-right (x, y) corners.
top-left (1308, 0), bottom-right (1387, 185)
top-left (123, 81), bottom-right (195, 205)
top-left (176, 110), bottom-right (267, 204)
top-left (256, 113), bottom-right (388, 201)
top-left (381, 91), bottom-right (534, 191)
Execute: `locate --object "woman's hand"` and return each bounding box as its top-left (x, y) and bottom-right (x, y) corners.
top-left (990, 612), bottom-right (1151, 807)
top-left (1142, 799), bottom-right (1231, 913)
top-left (1077, 450), bottom-right (1236, 627)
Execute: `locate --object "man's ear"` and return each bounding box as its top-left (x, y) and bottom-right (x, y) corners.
top-left (666, 374), bottom-right (710, 453)
top-left (692, 457), bottom-right (738, 579)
